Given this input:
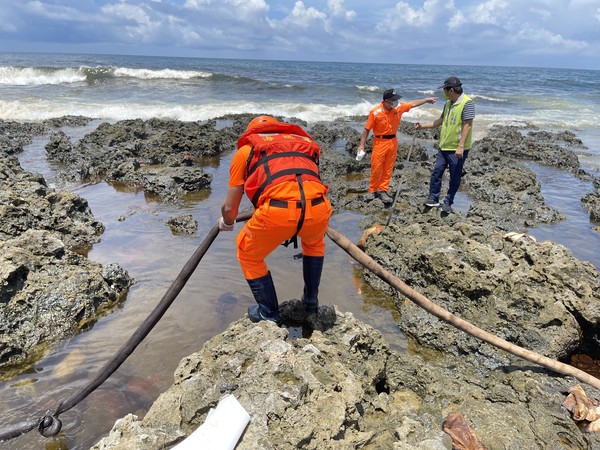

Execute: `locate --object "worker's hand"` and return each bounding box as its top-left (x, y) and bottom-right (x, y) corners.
top-left (218, 216), bottom-right (234, 231)
top-left (414, 123), bottom-right (422, 130)
top-left (426, 97), bottom-right (437, 104)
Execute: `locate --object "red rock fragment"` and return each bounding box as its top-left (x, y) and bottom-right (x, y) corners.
top-left (442, 411), bottom-right (488, 450)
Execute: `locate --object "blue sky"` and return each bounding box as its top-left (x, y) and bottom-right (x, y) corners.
top-left (0, 0), bottom-right (598, 70)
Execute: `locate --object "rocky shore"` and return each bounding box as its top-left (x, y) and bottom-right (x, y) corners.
top-left (1, 119), bottom-right (133, 378)
top-left (1, 114), bottom-right (600, 448)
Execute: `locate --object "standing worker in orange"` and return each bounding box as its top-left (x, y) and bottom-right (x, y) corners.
top-left (219, 116), bottom-right (332, 325)
top-left (357, 89), bottom-right (436, 203)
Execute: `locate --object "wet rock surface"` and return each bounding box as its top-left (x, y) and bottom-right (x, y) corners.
top-left (43, 117), bottom-right (243, 202)
top-left (166, 213), bottom-right (198, 235)
top-left (364, 215), bottom-right (600, 365)
top-left (0, 230), bottom-right (132, 376)
top-left (92, 302), bottom-right (599, 450)
top-left (0, 155), bottom-right (105, 249)
top-left (1, 115), bottom-right (600, 448)
top-left (0, 120), bottom-right (133, 373)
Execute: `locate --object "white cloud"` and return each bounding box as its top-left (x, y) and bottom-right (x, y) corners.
top-left (184, 0), bottom-right (209, 6)
top-left (182, 0), bottom-right (270, 28)
top-left (514, 25), bottom-right (590, 53)
top-left (328, 0), bottom-right (356, 20)
top-left (528, 7), bottom-right (552, 21)
top-left (377, 0), bottom-right (450, 31)
top-left (101, 3), bottom-right (152, 25)
top-left (448, 11), bottom-right (467, 31)
top-left (185, 0), bottom-right (269, 15)
top-left (24, 0), bottom-right (91, 21)
top-left (283, 1), bottom-right (327, 28)
top-left (0, 0), bottom-right (598, 69)
top-left (471, 0), bottom-right (509, 25)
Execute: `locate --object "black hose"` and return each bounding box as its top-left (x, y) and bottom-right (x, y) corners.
top-left (0, 209), bottom-right (254, 442)
top-left (0, 419), bottom-right (38, 442)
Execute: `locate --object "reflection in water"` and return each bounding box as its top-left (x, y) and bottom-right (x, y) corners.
top-left (351, 265), bottom-right (406, 353)
top-left (212, 292), bottom-right (241, 327)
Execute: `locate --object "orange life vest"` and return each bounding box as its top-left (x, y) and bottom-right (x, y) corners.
top-left (238, 122), bottom-right (322, 206)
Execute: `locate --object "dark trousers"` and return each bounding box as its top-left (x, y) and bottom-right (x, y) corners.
top-left (428, 149), bottom-right (469, 205)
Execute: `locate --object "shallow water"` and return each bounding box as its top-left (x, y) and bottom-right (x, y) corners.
top-left (527, 163), bottom-right (599, 268)
top-left (2, 126), bottom-right (598, 449)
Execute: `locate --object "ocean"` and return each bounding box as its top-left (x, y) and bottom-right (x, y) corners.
top-left (1, 52), bottom-right (599, 167)
top-left (0, 52), bottom-right (599, 449)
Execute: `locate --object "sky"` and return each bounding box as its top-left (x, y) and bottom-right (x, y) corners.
top-left (0, 0), bottom-right (598, 70)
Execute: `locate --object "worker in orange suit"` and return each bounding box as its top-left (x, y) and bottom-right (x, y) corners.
top-left (219, 116), bottom-right (332, 325)
top-left (357, 89), bottom-right (437, 204)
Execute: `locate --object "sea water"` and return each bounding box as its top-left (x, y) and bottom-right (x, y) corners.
top-left (0, 52), bottom-right (598, 163)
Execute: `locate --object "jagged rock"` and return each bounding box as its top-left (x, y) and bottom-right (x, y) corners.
top-left (92, 303), bottom-right (450, 449)
top-left (167, 214), bottom-right (198, 235)
top-left (92, 300), bottom-right (600, 449)
top-left (362, 212), bottom-right (600, 365)
top-left (0, 230), bottom-right (133, 372)
top-left (0, 119), bottom-right (46, 155)
top-left (0, 155), bottom-right (104, 248)
top-left (44, 118), bottom-right (228, 201)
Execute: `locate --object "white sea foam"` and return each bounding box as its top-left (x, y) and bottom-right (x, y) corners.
top-left (0, 66), bottom-right (86, 85)
top-left (0, 65), bottom-right (213, 86)
top-left (113, 67), bottom-right (212, 79)
top-left (470, 94), bottom-right (507, 102)
top-left (477, 110), bottom-right (599, 131)
top-left (356, 85), bottom-right (380, 92)
top-left (0, 98), bottom-right (446, 124)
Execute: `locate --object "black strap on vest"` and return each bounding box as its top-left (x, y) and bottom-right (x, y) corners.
top-left (281, 175), bottom-right (307, 250)
top-left (244, 146), bottom-right (256, 179)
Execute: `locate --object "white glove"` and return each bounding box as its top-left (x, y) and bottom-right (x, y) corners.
top-left (218, 216), bottom-right (234, 231)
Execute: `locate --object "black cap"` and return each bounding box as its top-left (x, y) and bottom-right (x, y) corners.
top-left (383, 89), bottom-right (402, 101)
top-left (438, 76), bottom-right (462, 89)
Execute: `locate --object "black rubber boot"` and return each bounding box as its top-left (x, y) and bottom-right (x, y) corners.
top-left (302, 256), bottom-right (324, 314)
top-left (246, 272), bottom-right (281, 325)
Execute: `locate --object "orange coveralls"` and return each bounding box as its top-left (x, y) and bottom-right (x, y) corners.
top-left (229, 144), bottom-right (332, 280)
top-left (364, 101), bottom-right (413, 193)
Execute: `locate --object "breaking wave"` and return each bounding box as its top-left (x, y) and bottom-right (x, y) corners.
top-left (0, 65), bottom-right (213, 86)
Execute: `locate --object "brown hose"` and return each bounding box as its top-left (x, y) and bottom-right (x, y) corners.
top-left (326, 226), bottom-right (600, 391)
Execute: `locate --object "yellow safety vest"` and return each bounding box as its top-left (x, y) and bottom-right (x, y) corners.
top-left (439, 94), bottom-right (473, 151)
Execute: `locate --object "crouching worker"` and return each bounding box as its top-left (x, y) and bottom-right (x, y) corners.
top-left (219, 116), bottom-right (332, 325)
